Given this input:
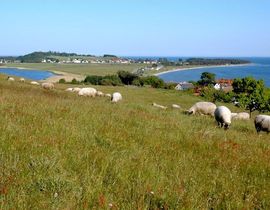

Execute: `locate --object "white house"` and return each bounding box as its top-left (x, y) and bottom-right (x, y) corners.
top-left (214, 83), bottom-right (221, 90)
top-left (73, 59), bottom-right (81, 64)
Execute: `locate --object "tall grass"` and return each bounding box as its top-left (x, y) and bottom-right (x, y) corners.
top-left (0, 78), bottom-right (270, 209)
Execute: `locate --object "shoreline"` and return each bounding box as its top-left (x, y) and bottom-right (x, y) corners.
top-left (42, 70), bottom-right (85, 83)
top-left (0, 66), bottom-right (85, 82)
top-left (154, 63), bottom-right (253, 76)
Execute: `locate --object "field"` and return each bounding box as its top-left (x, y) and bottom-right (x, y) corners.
top-left (5, 63), bottom-right (146, 76)
top-left (1, 76), bottom-right (270, 209)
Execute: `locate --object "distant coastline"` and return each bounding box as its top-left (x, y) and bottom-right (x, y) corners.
top-left (154, 63), bottom-right (253, 76)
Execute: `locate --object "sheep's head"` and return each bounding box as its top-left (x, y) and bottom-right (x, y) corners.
top-left (188, 109), bottom-right (194, 115)
top-left (224, 123), bottom-right (230, 130)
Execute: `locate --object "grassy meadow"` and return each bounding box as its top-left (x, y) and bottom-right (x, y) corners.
top-left (4, 63), bottom-right (146, 76)
top-left (1, 75), bottom-right (270, 209)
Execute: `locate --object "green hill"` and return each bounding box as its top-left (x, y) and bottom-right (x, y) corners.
top-left (17, 51), bottom-right (95, 63)
top-left (0, 75), bottom-right (270, 209)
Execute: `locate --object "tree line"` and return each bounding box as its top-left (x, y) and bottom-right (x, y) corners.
top-left (158, 58), bottom-right (250, 67)
top-left (60, 71), bottom-right (176, 90)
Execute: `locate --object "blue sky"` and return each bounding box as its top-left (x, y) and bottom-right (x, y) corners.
top-left (1, 0), bottom-right (270, 56)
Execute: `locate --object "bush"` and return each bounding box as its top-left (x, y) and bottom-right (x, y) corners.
top-left (101, 75), bottom-right (122, 86)
top-left (132, 78), bottom-right (144, 87)
top-left (142, 76), bottom-right (165, 89)
top-left (164, 82), bottom-right (177, 90)
top-left (59, 78), bottom-right (66, 84)
top-left (201, 86), bottom-right (235, 103)
top-left (71, 78), bottom-right (80, 84)
top-left (117, 71), bottom-right (138, 85)
top-left (84, 75), bottom-right (103, 85)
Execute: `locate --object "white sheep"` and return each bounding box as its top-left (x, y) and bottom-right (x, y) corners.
top-left (231, 113), bottom-right (238, 119)
top-left (65, 88), bottom-right (74, 92)
top-left (30, 81), bottom-right (40, 85)
top-left (72, 87), bottom-right (81, 93)
top-left (19, 78), bottom-right (25, 82)
top-left (111, 92), bottom-right (122, 103)
top-left (188, 102), bottom-right (217, 116)
top-left (105, 93), bottom-right (112, 98)
top-left (214, 106), bottom-right (232, 129)
top-left (231, 112), bottom-right (250, 120)
top-left (96, 91), bottom-right (104, 97)
top-left (153, 102), bottom-right (167, 110)
top-left (254, 115), bottom-right (270, 134)
top-left (41, 82), bottom-right (55, 90)
top-left (172, 104), bottom-right (181, 109)
top-left (78, 87), bottom-right (97, 97)
top-left (7, 77), bottom-right (15, 82)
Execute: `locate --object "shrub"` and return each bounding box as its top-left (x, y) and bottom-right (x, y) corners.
top-left (201, 86), bottom-right (235, 103)
top-left (71, 78), bottom-right (80, 84)
top-left (132, 78), bottom-right (144, 87)
top-left (164, 82), bottom-right (177, 90)
top-left (84, 75), bottom-right (103, 85)
top-left (117, 71), bottom-right (138, 85)
top-left (142, 76), bottom-right (165, 89)
top-left (59, 78), bottom-right (66, 84)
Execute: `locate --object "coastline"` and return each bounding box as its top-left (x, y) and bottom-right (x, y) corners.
top-left (0, 66), bottom-right (85, 82)
top-left (42, 70), bottom-right (85, 83)
top-left (154, 63), bottom-right (252, 76)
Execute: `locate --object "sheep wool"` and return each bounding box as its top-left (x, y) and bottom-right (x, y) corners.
top-left (214, 106), bottom-right (232, 129)
top-left (42, 82), bottom-right (55, 90)
top-left (254, 115), bottom-right (270, 134)
top-left (78, 88), bottom-right (97, 97)
top-left (188, 102), bottom-right (217, 116)
top-left (111, 92), bottom-right (122, 103)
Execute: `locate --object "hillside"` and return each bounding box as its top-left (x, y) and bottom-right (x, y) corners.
top-left (0, 76), bottom-right (270, 209)
top-left (17, 51), bottom-right (96, 63)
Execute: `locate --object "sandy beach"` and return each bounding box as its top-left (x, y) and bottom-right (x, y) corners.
top-left (42, 71), bottom-right (85, 83)
top-left (154, 63), bottom-right (252, 76)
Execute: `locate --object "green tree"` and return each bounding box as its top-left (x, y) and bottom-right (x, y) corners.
top-left (198, 72), bottom-right (216, 86)
top-left (233, 77), bottom-right (267, 115)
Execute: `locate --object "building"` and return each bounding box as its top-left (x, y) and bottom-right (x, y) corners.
top-left (175, 82), bottom-right (194, 91)
top-left (215, 79), bottom-right (233, 92)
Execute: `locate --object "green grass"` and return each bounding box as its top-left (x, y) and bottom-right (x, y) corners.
top-left (5, 63), bottom-right (146, 76)
top-left (1, 76), bottom-right (270, 209)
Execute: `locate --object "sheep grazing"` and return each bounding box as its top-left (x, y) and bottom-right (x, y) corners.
top-left (214, 106), bottom-right (232, 129)
top-left (153, 103), bottom-right (167, 110)
top-left (231, 112), bottom-right (250, 120)
top-left (231, 113), bottom-right (238, 119)
top-left (19, 78), bottom-right (25, 82)
top-left (30, 81), bottom-right (40, 85)
top-left (188, 102), bottom-right (217, 116)
top-left (72, 87), bottom-right (81, 93)
top-left (96, 91), bottom-right (104, 97)
top-left (78, 87), bottom-right (97, 97)
top-left (7, 77), bottom-right (15, 82)
top-left (65, 88), bottom-right (73, 92)
top-left (105, 93), bottom-right (112, 98)
top-left (111, 92), bottom-right (122, 103)
top-left (172, 104), bottom-right (181, 109)
top-left (41, 82), bottom-right (55, 90)
top-left (254, 115), bottom-right (270, 134)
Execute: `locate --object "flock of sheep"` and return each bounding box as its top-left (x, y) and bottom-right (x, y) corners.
top-left (153, 101), bottom-right (270, 134)
top-left (6, 76), bottom-right (270, 133)
top-left (6, 76), bottom-right (123, 103)
top-left (65, 87), bottom-right (122, 103)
